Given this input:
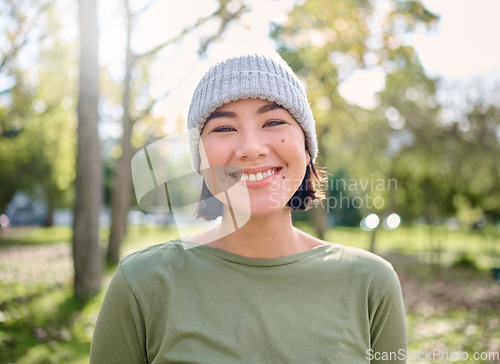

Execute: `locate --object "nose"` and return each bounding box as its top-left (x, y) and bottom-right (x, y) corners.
top-left (234, 129), bottom-right (268, 160)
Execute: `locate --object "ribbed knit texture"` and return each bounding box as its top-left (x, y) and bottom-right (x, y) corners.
top-left (187, 52), bottom-right (317, 172)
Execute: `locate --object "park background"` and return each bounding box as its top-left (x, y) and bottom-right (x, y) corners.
top-left (1, 0), bottom-right (500, 362)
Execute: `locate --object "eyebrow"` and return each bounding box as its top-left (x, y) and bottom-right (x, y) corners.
top-left (206, 102), bottom-right (285, 122)
top-left (257, 102), bottom-right (285, 114)
top-left (206, 111), bottom-right (236, 122)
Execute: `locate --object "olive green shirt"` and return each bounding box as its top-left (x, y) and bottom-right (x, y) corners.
top-left (90, 240), bottom-right (406, 363)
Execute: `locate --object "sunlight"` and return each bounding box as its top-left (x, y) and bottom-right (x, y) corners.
top-left (412, 0), bottom-right (500, 77)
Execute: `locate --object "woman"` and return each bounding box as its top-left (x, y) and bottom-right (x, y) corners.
top-left (90, 51), bottom-right (407, 363)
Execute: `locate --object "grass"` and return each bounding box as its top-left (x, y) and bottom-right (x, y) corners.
top-left (1, 224), bottom-right (499, 363)
top-left (0, 225), bottom-right (178, 364)
top-left (0, 226), bottom-right (73, 246)
top-left (390, 254), bottom-right (500, 363)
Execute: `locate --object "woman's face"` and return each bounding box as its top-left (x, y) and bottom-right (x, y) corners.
top-left (199, 98), bottom-right (310, 217)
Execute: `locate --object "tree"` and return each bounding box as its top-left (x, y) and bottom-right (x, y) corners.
top-left (106, 0), bottom-right (249, 264)
top-left (376, 45), bottom-right (445, 222)
top-left (0, 1), bottom-right (76, 221)
top-left (272, 0), bottom-right (438, 240)
top-left (72, 0), bottom-right (102, 300)
top-left (0, 0), bottom-right (51, 79)
top-left (0, 0), bottom-right (46, 211)
top-left (433, 81), bottom-right (500, 226)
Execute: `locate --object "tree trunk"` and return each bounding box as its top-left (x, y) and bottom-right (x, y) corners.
top-left (312, 203), bottom-right (327, 240)
top-left (107, 2), bottom-right (134, 264)
top-left (45, 202), bottom-right (54, 227)
top-left (72, 0), bottom-right (102, 301)
top-left (106, 82), bottom-right (133, 263)
top-left (369, 227), bottom-right (378, 253)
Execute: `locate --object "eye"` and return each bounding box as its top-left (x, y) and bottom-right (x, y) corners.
top-left (264, 119), bottom-right (286, 127)
top-left (212, 125), bottom-right (236, 133)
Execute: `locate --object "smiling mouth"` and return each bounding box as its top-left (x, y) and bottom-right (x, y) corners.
top-left (230, 168), bottom-right (281, 182)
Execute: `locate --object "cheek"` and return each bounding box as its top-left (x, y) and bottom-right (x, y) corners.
top-left (199, 137), bottom-right (226, 167)
top-left (279, 132), bottom-right (308, 163)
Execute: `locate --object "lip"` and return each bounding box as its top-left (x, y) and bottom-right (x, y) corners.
top-left (229, 167), bottom-right (282, 188)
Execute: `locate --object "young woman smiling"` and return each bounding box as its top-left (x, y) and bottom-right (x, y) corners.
top-left (195, 97), bottom-right (321, 258)
top-left (90, 51), bottom-right (407, 363)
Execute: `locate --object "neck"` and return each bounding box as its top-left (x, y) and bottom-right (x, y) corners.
top-left (207, 208), bottom-right (307, 258)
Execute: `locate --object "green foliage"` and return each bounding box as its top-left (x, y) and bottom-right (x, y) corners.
top-left (452, 253), bottom-right (480, 271)
top-left (272, 0), bottom-right (500, 229)
top-left (0, 1), bottom-right (77, 215)
top-left (272, 0), bottom-right (439, 222)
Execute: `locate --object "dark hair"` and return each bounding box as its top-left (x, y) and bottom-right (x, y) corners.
top-left (195, 162), bottom-right (326, 221)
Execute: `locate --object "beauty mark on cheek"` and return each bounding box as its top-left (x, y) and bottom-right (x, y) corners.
top-left (281, 139), bottom-right (285, 142)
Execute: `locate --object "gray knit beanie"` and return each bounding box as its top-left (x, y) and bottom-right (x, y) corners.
top-left (187, 51), bottom-right (317, 172)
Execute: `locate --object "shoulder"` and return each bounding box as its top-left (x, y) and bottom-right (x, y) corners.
top-left (298, 228), bottom-right (396, 278)
top-left (319, 243), bottom-right (400, 288)
top-left (332, 244), bottom-right (395, 272)
top-left (321, 243), bottom-right (403, 308)
top-left (121, 239), bottom-right (183, 266)
top-left (122, 239), bottom-right (185, 260)
top-left (297, 227), bottom-right (398, 280)
top-left (117, 240), bottom-right (189, 287)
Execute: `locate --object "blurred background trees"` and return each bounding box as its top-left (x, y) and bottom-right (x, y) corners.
top-left (1, 0), bottom-right (499, 298)
top-left (272, 0), bottom-right (500, 242)
top-left (272, 0), bottom-right (442, 239)
top-left (0, 0), bottom-right (76, 222)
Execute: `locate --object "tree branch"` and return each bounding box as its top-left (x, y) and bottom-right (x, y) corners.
top-left (131, 0), bottom-right (156, 18)
top-left (198, 1), bottom-right (249, 56)
top-left (128, 0), bottom-right (248, 121)
top-left (0, 86), bottom-right (15, 95)
top-left (131, 88), bottom-right (172, 123)
top-left (0, 1), bottom-right (52, 73)
top-left (136, 0), bottom-right (248, 60)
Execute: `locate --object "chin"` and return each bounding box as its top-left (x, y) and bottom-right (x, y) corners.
top-left (221, 192), bottom-right (292, 220)
top-left (248, 199), bottom-right (290, 217)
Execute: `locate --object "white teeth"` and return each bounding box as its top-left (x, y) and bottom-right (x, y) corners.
top-left (237, 168), bottom-right (278, 182)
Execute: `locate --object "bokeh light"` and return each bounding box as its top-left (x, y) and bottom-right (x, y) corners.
top-left (360, 213), bottom-right (380, 231)
top-left (384, 213), bottom-right (401, 230)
